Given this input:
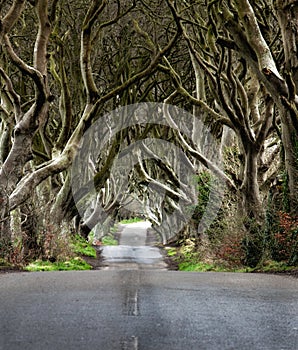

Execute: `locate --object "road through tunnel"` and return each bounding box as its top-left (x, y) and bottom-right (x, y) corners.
top-left (100, 221), bottom-right (168, 270)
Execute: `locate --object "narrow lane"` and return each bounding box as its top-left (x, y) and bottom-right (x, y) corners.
top-left (0, 222), bottom-right (297, 349)
top-left (0, 270), bottom-right (297, 350)
top-left (101, 221), bottom-right (167, 270)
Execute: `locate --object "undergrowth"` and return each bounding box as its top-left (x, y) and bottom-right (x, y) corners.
top-left (71, 235), bottom-right (97, 257)
top-left (24, 233), bottom-right (97, 272)
top-left (167, 242), bottom-right (297, 274)
top-left (101, 235), bottom-right (118, 246)
top-left (120, 217), bottom-right (143, 224)
top-left (25, 257), bottom-right (91, 271)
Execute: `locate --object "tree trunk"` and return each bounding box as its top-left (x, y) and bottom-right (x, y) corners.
top-left (241, 147), bottom-right (263, 221)
top-left (20, 202), bottom-right (39, 261)
top-left (280, 110), bottom-right (298, 214)
top-left (276, 1), bottom-right (298, 214)
top-left (0, 194), bottom-right (11, 258)
top-left (276, 0), bottom-right (298, 88)
top-left (240, 145), bottom-right (264, 267)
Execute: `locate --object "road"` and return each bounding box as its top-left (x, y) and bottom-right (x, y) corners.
top-left (100, 221), bottom-right (167, 270)
top-left (0, 223), bottom-right (297, 350)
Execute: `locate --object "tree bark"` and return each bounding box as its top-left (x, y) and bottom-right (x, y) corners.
top-left (241, 146), bottom-right (263, 221)
top-left (280, 109), bottom-right (298, 214)
top-left (275, 0), bottom-right (298, 214)
top-left (275, 0), bottom-right (298, 89)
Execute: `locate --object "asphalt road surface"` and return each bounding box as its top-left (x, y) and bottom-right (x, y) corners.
top-left (101, 221), bottom-right (167, 270)
top-left (0, 223), bottom-right (297, 350)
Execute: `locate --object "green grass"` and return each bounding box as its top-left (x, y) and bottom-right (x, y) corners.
top-left (169, 243), bottom-right (297, 273)
top-left (71, 235), bottom-right (97, 257)
top-left (24, 234), bottom-right (97, 272)
top-left (165, 247), bottom-right (178, 257)
top-left (177, 256), bottom-right (297, 273)
top-left (252, 260), bottom-right (297, 273)
top-left (120, 217), bottom-right (143, 224)
top-left (0, 258), bottom-right (11, 267)
top-left (178, 261), bottom-right (228, 272)
top-left (101, 235), bottom-right (118, 246)
top-left (25, 257), bottom-right (92, 271)
top-left (109, 226), bottom-right (118, 234)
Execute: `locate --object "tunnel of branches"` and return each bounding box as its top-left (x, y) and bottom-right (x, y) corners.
top-left (1, 0), bottom-right (297, 265)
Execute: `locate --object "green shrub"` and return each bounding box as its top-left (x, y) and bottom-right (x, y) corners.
top-left (71, 235), bottom-right (97, 257)
top-left (120, 217), bottom-right (143, 224)
top-left (25, 257), bottom-right (92, 271)
top-left (101, 235), bottom-right (118, 246)
top-left (270, 212), bottom-right (298, 266)
top-left (192, 172), bottom-right (211, 223)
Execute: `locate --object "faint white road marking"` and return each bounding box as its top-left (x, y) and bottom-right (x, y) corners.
top-left (121, 336), bottom-right (138, 350)
top-left (124, 288), bottom-right (139, 316)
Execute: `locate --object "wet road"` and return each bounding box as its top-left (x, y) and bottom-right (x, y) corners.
top-left (0, 222), bottom-right (297, 350)
top-left (101, 221), bottom-right (167, 270)
top-left (0, 270), bottom-right (297, 350)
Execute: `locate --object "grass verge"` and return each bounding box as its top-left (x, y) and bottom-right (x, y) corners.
top-left (166, 247), bottom-right (297, 274)
top-left (119, 217), bottom-right (143, 224)
top-left (101, 235), bottom-right (118, 246)
top-left (25, 257), bottom-right (91, 271)
top-left (71, 234), bottom-right (97, 257)
top-left (24, 235), bottom-right (97, 272)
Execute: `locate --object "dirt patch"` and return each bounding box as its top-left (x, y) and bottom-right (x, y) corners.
top-left (256, 269), bottom-right (298, 278)
top-left (162, 254), bottom-right (179, 270)
top-left (80, 247), bottom-right (104, 270)
top-left (0, 266), bottom-right (26, 274)
top-left (146, 228), bottom-right (179, 270)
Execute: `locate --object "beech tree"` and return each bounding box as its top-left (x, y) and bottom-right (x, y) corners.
top-left (0, 0), bottom-right (180, 258)
top-left (0, 0), bottom-right (297, 266)
top-left (164, 1), bottom-right (298, 230)
top-left (0, 0), bottom-right (227, 258)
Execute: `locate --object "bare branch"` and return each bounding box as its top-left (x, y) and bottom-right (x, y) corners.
top-left (80, 0), bottom-right (108, 102)
top-left (0, 0), bottom-right (25, 36)
top-left (162, 101), bottom-right (237, 191)
top-left (0, 66), bottom-right (22, 121)
top-left (3, 35), bottom-right (46, 103)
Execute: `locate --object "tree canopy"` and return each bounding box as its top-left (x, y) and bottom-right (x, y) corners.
top-left (0, 0), bottom-right (297, 267)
